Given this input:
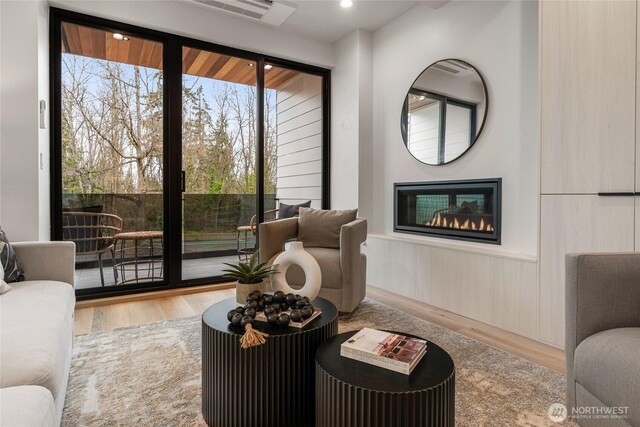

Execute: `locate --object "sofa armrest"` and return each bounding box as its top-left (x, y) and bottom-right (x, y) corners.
top-left (258, 218), bottom-right (298, 263)
top-left (565, 252), bottom-right (640, 407)
top-left (12, 241), bottom-right (76, 287)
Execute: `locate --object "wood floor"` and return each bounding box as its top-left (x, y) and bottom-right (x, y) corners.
top-left (74, 284), bottom-right (565, 373)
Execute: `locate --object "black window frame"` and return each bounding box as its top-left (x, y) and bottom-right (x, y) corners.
top-left (50, 7), bottom-right (331, 300)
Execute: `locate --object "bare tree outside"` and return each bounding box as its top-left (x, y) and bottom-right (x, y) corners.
top-left (62, 53), bottom-right (277, 247)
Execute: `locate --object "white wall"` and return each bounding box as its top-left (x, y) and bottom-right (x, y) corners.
top-left (371, 0), bottom-right (539, 256)
top-left (0, 0), bottom-right (49, 241)
top-left (365, 0), bottom-right (541, 341)
top-left (331, 29), bottom-right (373, 214)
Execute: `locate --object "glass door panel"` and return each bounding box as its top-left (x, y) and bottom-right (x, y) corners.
top-left (181, 47), bottom-right (258, 280)
top-left (263, 65), bottom-right (324, 216)
top-left (60, 21), bottom-right (165, 290)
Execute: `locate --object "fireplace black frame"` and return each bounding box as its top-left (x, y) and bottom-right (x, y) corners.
top-left (394, 178), bottom-right (502, 244)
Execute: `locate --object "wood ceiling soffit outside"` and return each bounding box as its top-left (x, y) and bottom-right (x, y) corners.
top-left (61, 22), bottom-right (299, 89)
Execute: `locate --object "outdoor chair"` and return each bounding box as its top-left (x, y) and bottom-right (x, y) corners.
top-left (62, 211), bottom-right (123, 286)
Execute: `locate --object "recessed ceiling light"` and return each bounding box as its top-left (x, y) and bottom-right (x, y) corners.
top-left (248, 63), bottom-right (255, 67)
top-left (112, 33), bottom-right (130, 41)
top-left (265, 64), bottom-right (273, 70)
top-left (340, 0), bottom-right (353, 7)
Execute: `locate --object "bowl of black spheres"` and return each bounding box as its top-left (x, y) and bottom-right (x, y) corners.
top-left (227, 290), bottom-right (319, 329)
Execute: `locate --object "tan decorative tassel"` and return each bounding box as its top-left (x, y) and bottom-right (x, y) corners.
top-left (240, 323), bottom-right (269, 349)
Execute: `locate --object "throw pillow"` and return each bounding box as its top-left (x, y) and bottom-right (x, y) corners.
top-left (278, 201), bottom-right (311, 219)
top-left (0, 227), bottom-right (24, 283)
top-left (0, 263), bottom-right (11, 295)
top-left (297, 207), bottom-right (358, 248)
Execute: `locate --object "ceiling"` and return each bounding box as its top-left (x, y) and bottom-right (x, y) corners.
top-left (182, 1), bottom-right (450, 45)
top-left (279, 1), bottom-right (422, 43)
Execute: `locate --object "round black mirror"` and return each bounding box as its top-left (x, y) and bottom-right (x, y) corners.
top-left (401, 59), bottom-right (488, 165)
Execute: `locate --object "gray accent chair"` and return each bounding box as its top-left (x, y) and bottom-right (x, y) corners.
top-left (565, 253), bottom-right (640, 427)
top-left (259, 217), bottom-right (367, 313)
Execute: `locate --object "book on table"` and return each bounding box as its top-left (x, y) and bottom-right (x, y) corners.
top-left (340, 328), bottom-right (427, 375)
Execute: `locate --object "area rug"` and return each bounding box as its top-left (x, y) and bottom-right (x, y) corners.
top-left (62, 298), bottom-right (573, 426)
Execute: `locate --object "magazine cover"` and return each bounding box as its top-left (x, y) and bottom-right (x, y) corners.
top-left (341, 328), bottom-right (427, 364)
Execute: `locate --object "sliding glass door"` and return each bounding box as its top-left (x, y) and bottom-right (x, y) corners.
top-left (51, 8), bottom-right (329, 298)
top-left (56, 19), bottom-right (167, 292)
top-left (180, 47), bottom-right (258, 280)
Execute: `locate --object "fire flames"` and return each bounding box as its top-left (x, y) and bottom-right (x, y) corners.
top-left (426, 213), bottom-right (494, 232)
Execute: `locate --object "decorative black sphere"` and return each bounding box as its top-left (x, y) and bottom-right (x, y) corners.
top-left (244, 300), bottom-right (258, 310)
top-left (256, 300), bottom-right (265, 311)
top-left (231, 313), bottom-right (243, 326)
top-left (240, 315), bottom-right (254, 327)
top-left (294, 294), bottom-right (302, 300)
top-left (235, 306), bottom-right (245, 314)
top-left (263, 294), bottom-right (274, 305)
top-left (251, 290), bottom-right (262, 299)
top-left (285, 293), bottom-right (296, 305)
top-left (246, 293), bottom-right (259, 303)
top-left (227, 309), bottom-right (238, 322)
top-left (267, 313), bottom-right (279, 325)
top-left (263, 306), bottom-right (276, 316)
top-left (301, 306), bottom-right (313, 320)
top-left (244, 308), bottom-right (257, 318)
top-left (273, 291), bottom-right (286, 303)
top-left (289, 309), bottom-right (303, 322)
top-left (277, 313), bottom-right (290, 326)
top-left (301, 296), bottom-right (311, 305)
top-left (271, 303), bottom-right (281, 313)
top-left (280, 301), bottom-right (290, 311)
top-left (296, 299), bottom-right (307, 309)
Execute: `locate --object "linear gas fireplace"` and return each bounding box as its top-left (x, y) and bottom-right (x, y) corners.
top-left (394, 178), bottom-right (501, 244)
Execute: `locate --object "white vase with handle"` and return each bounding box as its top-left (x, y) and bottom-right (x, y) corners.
top-left (271, 241), bottom-right (322, 300)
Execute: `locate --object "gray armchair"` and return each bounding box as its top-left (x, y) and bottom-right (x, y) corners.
top-left (565, 253), bottom-right (640, 426)
top-left (259, 217), bottom-right (367, 313)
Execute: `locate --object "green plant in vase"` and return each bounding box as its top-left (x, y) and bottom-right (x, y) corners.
top-left (223, 251), bottom-right (278, 305)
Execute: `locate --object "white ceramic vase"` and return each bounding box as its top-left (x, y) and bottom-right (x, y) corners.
top-left (271, 241), bottom-right (322, 300)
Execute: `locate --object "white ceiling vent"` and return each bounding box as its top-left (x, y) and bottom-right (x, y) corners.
top-left (431, 60), bottom-right (474, 77)
top-left (187, 0), bottom-right (297, 26)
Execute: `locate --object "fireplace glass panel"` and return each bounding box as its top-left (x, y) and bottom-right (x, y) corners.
top-left (394, 179), bottom-right (501, 244)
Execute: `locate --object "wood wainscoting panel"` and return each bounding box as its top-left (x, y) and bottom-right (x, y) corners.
top-left (539, 195), bottom-right (635, 347)
top-left (363, 234), bottom-right (539, 341)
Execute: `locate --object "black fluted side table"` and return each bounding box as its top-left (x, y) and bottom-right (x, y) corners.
top-left (315, 331), bottom-right (455, 427)
top-left (202, 297), bottom-right (338, 427)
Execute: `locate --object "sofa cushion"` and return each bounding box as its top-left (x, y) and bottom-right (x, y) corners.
top-left (0, 280), bottom-right (75, 404)
top-left (0, 385), bottom-right (56, 427)
top-left (270, 247), bottom-right (342, 289)
top-left (298, 208), bottom-right (357, 248)
top-left (0, 227), bottom-right (24, 283)
top-left (574, 327), bottom-right (640, 425)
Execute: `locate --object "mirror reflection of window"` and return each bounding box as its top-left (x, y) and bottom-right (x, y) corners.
top-left (408, 94), bottom-right (441, 165)
top-left (444, 103), bottom-right (473, 163)
top-left (402, 59), bottom-right (487, 165)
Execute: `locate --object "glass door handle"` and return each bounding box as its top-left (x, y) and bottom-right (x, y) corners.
top-left (181, 171), bottom-right (185, 193)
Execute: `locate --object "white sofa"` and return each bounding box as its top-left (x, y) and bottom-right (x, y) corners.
top-left (0, 242), bottom-right (76, 427)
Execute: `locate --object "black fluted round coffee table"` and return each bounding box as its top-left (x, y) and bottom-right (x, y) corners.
top-left (201, 297), bottom-right (338, 427)
top-left (315, 331), bottom-right (455, 427)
